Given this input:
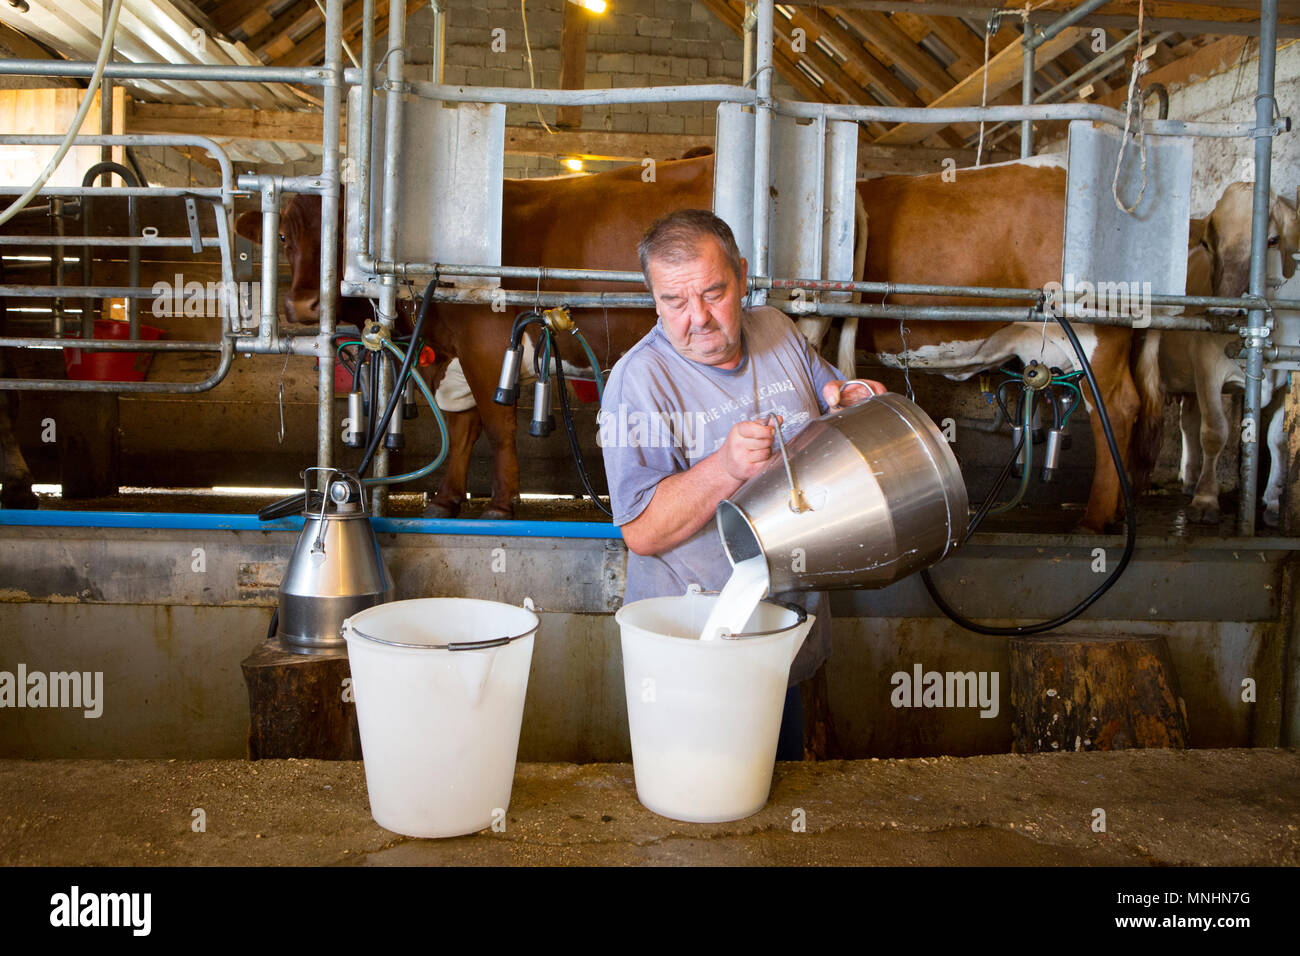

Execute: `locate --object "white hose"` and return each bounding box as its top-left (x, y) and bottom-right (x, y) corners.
top-left (0, 0), bottom-right (125, 227)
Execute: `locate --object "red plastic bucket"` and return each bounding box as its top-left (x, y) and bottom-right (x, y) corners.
top-left (64, 319), bottom-right (164, 382)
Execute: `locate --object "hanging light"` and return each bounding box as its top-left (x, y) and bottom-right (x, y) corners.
top-left (567, 0), bottom-right (608, 13)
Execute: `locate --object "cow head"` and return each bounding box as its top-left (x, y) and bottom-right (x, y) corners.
top-left (1203, 181), bottom-right (1299, 298)
top-left (234, 194), bottom-right (330, 325)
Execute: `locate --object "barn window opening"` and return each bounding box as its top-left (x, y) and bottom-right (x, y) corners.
top-left (2, 255), bottom-right (82, 264)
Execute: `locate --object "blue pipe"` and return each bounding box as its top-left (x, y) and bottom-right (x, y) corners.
top-left (0, 508), bottom-right (621, 538)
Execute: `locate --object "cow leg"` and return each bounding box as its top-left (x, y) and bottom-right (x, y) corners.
top-left (1262, 390), bottom-right (1287, 527)
top-left (1078, 337), bottom-right (1139, 533)
top-left (456, 335), bottom-right (520, 520)
top-left (1188, 374), bottom-right (1231, 524)
top-left (425, 407), bottom-right (481, 519)
top-left (1178, 395), bottom-right (1202, 496)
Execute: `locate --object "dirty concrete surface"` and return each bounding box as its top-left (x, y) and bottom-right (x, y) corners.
top-left (1, 749), bottom-right (1296, 866)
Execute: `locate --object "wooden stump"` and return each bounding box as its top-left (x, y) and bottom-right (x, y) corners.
top-left (56, 393), bottom-right (119, 499)
top-left (240, 637), bottom-right (362, 760)
top-left (1009, 633), bottom-right (1188, 754)
top-left (801, 661), bottom-right (840, 760)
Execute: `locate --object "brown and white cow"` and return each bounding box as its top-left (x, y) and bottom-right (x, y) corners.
top-left (1153, 183), bottom-right (1300, 524)
top-left (255, 152), bottom-right (1157, 532)
top-left (842, 156), bottom-right (1161, 533)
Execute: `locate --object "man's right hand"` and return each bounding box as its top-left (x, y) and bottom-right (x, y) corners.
top-left (719, 417), bottom-right (781, 481)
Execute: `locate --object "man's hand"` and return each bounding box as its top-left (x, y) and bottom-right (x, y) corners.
top-left (719, 416), bottom-right (782, 482)
top-left (824, 378), bottom-right (887, 412)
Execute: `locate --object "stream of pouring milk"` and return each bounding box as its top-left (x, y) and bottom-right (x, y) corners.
top-left (699, 554), bottom-right (771, 641)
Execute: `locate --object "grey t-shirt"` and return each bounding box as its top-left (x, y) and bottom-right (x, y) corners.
top-left (598, 305), bottom-right (841, 685)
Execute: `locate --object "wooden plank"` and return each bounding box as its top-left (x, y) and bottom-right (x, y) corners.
top-left (791, 6), bottom-right (928, 109)
top-left (557, 0), bottom-right (591, 129)
top-left (916, 13), bottom-right (987, 76)
top-left (874, 25), bottom-right (1086, 145)
top-left (834, 9), bottom-right (956, 99)
top-left (698, 0), bottom-right (838, 109)
top-left (857, 141), bottom-right (1014, 176)
top-left (275, 0), bottom-right (406, 69)
top-left (128, 101), bottom-right (332, 145)
top-left (208, 0), bottom-right (273, 38)
top-left (0, 88), bottom-right (125, 187)
top-left (505, 126), bottom-right (707, 161)
top-left (247, 0), bottom-right (319, 60)
top-left (1096, 35), bottom-right (1249, 108)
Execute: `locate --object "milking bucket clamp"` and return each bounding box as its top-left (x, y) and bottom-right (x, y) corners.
top-left (270, 467), bottom-right (394, 655)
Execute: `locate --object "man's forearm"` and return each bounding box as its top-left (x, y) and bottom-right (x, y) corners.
top-left (620, 451), bottom-right (745, 556)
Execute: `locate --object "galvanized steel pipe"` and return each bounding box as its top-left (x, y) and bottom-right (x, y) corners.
top-left (1239, 0), bottom-right (1280, 536)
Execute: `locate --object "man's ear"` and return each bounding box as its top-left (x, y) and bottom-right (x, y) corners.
top-left (738, 256), bottom-right (748, 290)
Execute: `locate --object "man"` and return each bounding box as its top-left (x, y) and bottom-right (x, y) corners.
top-left (598, 209), bottom-right (883, 759)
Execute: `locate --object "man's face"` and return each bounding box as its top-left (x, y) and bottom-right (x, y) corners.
top-left (645, 237), bottom-right (748, 369)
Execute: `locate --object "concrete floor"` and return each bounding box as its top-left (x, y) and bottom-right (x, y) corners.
top-left (1, 748), bottom-right (1296, 866)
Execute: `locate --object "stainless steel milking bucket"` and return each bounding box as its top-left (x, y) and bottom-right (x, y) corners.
top-left (277, 469), bottom-right (394, 654)
top-left (717, 389), bottom-right (968, 592)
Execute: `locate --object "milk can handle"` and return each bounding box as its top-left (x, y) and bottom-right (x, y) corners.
top-left (834, 379), bottom-right (883, 406)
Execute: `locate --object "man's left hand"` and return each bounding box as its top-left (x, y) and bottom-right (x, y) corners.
top-left (824, 379), bottom-right (887, 412)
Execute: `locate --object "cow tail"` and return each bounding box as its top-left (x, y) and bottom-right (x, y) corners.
top-left (836, 190), bottom-right (869, 380)
top-left (1130, 328), bottom-right (1164, 493)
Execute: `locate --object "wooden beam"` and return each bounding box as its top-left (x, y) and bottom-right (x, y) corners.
top-left (275, 0), bottom-right (408, 69)
top-left (209, 0), bottom-right (274, 39)
top-left (916, 13), bottom-right (987, 76)
top-left (127, 101), bottom-right (717, 163)
top-left (249, 0), bottom-right (321, 61)
top-left (1096, 35), bottom-right (1249, 109)
top-left (791, 6), bottom-right (929, 109)
top-left (127, 101), bottom-right (332, 145)
top-left (834, 8), bottom-right (956, 100)
top-left (505, 126), bottom-right (707, 162)
top-left (858, 141), bottom-right (1015, 176)
top-left (698, 0), bottom-right (839, 110)
top-left (557, 0), bottom-right (591, 129)
top-left (874, 25), bottom-right (1086, 145)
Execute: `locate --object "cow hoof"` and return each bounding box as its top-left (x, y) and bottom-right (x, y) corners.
top-left (422, 500), bottom-right (462, 519)
top-left (481, 507), bottom-right (514, 521)
top-left (1264, 506), bottom-right (1281, 528)
top-left (1187, 500), bottom-right (1220, 524)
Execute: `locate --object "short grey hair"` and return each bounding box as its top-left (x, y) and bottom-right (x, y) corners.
top-left (637, 209), bottom-right (743, 292)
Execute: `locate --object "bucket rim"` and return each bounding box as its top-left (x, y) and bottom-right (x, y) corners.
top-left (615, 592), bottom-right (807, 642)
top-left (344, 597), bottom-right (539, 652)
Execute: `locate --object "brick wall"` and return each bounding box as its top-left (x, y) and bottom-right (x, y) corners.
top-left (400, 0), bottom-right (795, 177)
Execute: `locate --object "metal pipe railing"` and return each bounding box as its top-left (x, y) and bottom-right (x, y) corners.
top-left (350, 258), bottom-right (1300, 315)
top-left (0, 59), bottom-right (331, 85)
top-left (317, 0), bottom-right (345, 483)
top-left (1239, 0), bottom-right (1280, 536)
top-left (0, 335), bottom-right (234, 394)
top-left (751, 0), bottom-right (775, 306)
top-left (0, 133), bottom-right (235, 203)
top-left (0, 235), bottom-right (222, 247)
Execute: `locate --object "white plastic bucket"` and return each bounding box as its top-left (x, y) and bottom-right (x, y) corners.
top-left (342, 597), bottom-right (538, 838)
top-left (615, 589), bottom-right (813, 823)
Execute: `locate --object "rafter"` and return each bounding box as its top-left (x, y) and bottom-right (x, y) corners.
top-left (874, 25), bottom-right (1087, 145)
top-left (833, 8), bottom-right (956, 101)
top-left (793, 6), bottom-right (930, 109)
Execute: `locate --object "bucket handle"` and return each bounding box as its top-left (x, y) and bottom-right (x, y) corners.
top-left (347, 596), bottom-right (539, 651)
top-left (720, 598), bottom-right (808, 641)
top-left (833, 379), bottom-right (887, 408)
